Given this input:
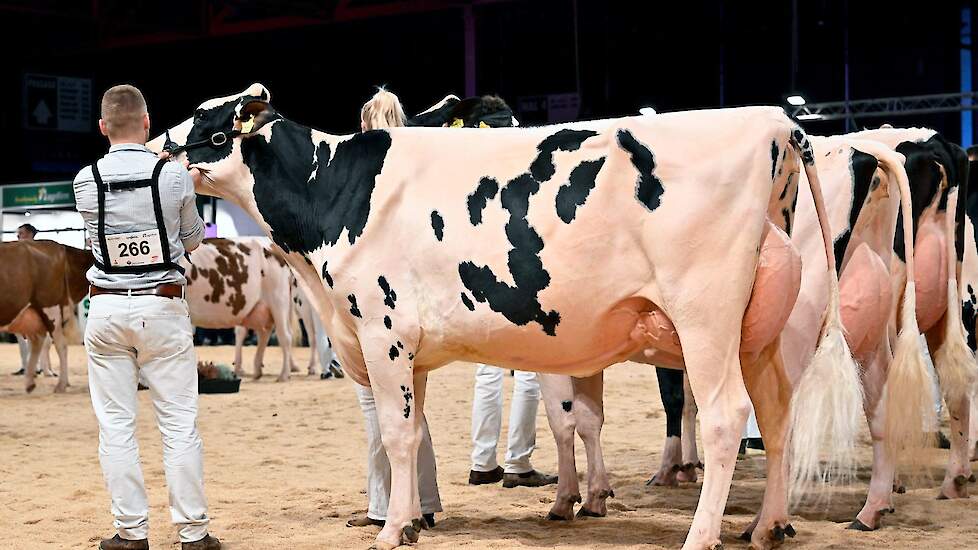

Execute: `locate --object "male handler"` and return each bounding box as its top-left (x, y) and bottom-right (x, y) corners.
top-left (73, 84), bottom-right (220, 550)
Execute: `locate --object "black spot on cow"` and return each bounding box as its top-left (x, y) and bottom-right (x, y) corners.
top-left (378, 276), bottom-right (397, 309)
top-left (964, 285), bottom-right (978, 351)
top-left (322, 261), bottom-right (333, 288)
top-left (397, 341), bottom-right (404, 349)
top-left (348, 294), bottom-right (362, 318)
top-left (389, 346), bottom-right (400, 361)
top-left (408, 352), bottom-right (415, 361)
top-left (561, 400), bottom-right (572, 412)
top-left (400, 385), bottom-right (413, 418)
top-left (244, 122), bottom-right (391, 254)
top-left (617, 129), bottom-right (665, 212)
top-left (530, 129), bottom-right (598, 182)
top-left (833, 149), bottom-right (878, 273)
top-left (459, 172), bottom-right (561, 336)
top-left (467, 177), bottom-right (499, 225)
top-left (461, 292), bottom-right (475, 311)
top-left (430, 210), bottom-right (445, 241)
top-left (555, 158), bottom-right (606, 223)
top-left (893, 141), bottom-right (943, 262)
top-left (384, 315), bottom-right (392, 329)
top-left (771, 141), bottom-right (779, 180)
top-left (185, 94), bottom-right (269, 165)
top-left (782, 208), bottom-right (792, 235)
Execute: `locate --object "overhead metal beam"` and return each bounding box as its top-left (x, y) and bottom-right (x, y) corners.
top-left (790, 91), bottom-right (978, 123)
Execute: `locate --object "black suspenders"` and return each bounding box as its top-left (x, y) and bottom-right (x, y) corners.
top-left (91, 156), bottom-right (185, 275)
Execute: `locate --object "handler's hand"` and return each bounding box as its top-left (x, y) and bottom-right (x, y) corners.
top-left (159, 151), bottom-right (203, 188)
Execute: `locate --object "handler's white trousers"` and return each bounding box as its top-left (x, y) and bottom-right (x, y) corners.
top-left (471, 365), bottom-right (540, 474)
top-left (356, 384), bottom-right (442, 520)
top-left (85, 294), bottom-right (209, 543)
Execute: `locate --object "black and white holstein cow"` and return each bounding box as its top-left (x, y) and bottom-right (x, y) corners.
top-left (150, 84), bottom-right (859, 550)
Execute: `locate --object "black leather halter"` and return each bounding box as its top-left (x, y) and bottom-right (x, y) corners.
top-left (163, 128), bottom-right (241, 156)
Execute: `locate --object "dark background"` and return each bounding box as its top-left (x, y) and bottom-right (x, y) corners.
top-left (1, 0), bottom-right (975, 185)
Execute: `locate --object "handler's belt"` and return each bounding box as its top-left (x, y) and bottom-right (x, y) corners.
top-left (90, 283), bottom-right (184, 299)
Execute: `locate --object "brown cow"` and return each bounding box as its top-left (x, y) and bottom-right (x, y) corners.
top-left (0, 240), bottom-right (93, 393)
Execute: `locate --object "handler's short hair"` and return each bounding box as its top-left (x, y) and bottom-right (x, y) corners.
top-left (100, 84), bottom-right (147, 136)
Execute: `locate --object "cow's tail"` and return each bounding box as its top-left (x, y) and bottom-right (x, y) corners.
top-left (787, 127), bottom-right (865, 505)
top-left (872, 147), bottom-right (938, 476)
top-left (933, 185), bottom-right (977, 414)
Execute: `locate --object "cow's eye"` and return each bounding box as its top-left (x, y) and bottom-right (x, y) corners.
top-left (194, 109), bottom-right (204, 121)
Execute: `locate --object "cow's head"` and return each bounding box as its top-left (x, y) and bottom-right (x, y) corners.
top-left (147, 83), bottom-right (279, 201)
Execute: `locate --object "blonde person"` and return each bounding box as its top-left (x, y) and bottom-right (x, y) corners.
top-left (346, 88), bottom-right (442, 530)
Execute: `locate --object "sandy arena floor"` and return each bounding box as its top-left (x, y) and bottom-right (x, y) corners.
top-left (2, 343), bottom-right (977, 549)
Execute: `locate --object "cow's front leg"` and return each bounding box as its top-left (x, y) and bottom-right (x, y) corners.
top-left (970, 399), bottom-right (978, 462)
top-left (538, 374), bottom-right (581, 520)
top-left (573, 372), bottom-right (613, 518)
top-left (367, 356), bottom-right (423, 549)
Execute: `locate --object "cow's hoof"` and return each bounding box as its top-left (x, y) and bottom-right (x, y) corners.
top-left (575, 507), bottom-right (605, 519)
top-left (276, 375), bottom-right (289, 383)
top-left (546, 511), bottom-right (573, 521)
top-left (646, 465), bottom-right (681, 487)
top-left (677, 463), bottom-right (698, 483)
top-left (847, 519), bottom-right (876, 531)
top-left (893, 484), bottom-right (906, 494)
top-left (53, 384), bottom-right (67, 394)
top-left (25, 383), bottom-right (36, 394)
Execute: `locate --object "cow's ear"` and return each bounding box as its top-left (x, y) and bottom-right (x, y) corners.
top-left (236, 99), bottom-right (276, 135)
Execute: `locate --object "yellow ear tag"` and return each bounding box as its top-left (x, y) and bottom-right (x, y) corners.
top-left (239, 116), bottom-right (256, 134)
top-left (478, 121), bottom-right (489, 129)
top-left (449, 118), bottom-right (464, 128)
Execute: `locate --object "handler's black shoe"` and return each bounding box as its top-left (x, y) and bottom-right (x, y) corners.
top-left (469, 465), bottom-right (504, 485)
top-left (329, 359), bottom-right (345, 378)
top-left (12, 368), bottom-right (24, 375)
top-left (182, 534), bottom-right (221, 550)
top-left (99, 535), bottom-right (149, 550)
top-left (503, 470), bottom-right (558, 488)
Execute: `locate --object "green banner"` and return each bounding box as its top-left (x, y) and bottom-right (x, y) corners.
top-left (2, 182), bottom-right (74, 209)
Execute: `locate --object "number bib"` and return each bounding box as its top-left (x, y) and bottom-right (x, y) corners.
top-left (105, 229), bottom-right (165, 268)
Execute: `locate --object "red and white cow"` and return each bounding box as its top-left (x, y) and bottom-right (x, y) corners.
top-left (151, 84), bottom-right (860, 550)
top-left (0, 240), bottom-right (92, 393)
top-left (183, 236), bottom-right (297, 381)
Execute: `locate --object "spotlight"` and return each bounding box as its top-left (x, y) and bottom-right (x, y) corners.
top-left (786, 95), bottom-right (807, 106)
top-left (797, 113), bottom-right (823, 121)
top-left (639, 107), bottom-right (657, 116)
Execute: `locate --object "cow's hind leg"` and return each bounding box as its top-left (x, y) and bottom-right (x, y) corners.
top-left (253, 327), bottom-right (271, 380)
top-left (926, 322), bottom-right (974, 499)
top-left (233, 326), bottom-right (247, 377)
top-left (741, 340), bottom-right (794, 549)
top-left (574, 372), bottom-right (614, 518)
top-left (674, 319), bottom-right (750, 550)
top-left (23, 335), bottom-right (43, 393)
top-left (851, 348), bottom-right (897, 531)
top-left (649, 367), bottom-right (684, 487)
top-left (52, 310), bottom-right (69, 393)
top-left (538, 374), bottom-right (581, 520)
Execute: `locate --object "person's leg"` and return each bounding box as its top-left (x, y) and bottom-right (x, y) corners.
top-left (357, 383), bottom-right (392, 523)
top-left (85, 295), bottom-right (149, 541)
top-left (504, 370), bottom-right (540, 474)
top-left (134, 296), bottom-right (210, 543)
top-left (418, 416), bottom-right (442, 517)
top-left (14, 334), bottom-right (28, 374)
top-left (470, 364), bottom-right (504, 480)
